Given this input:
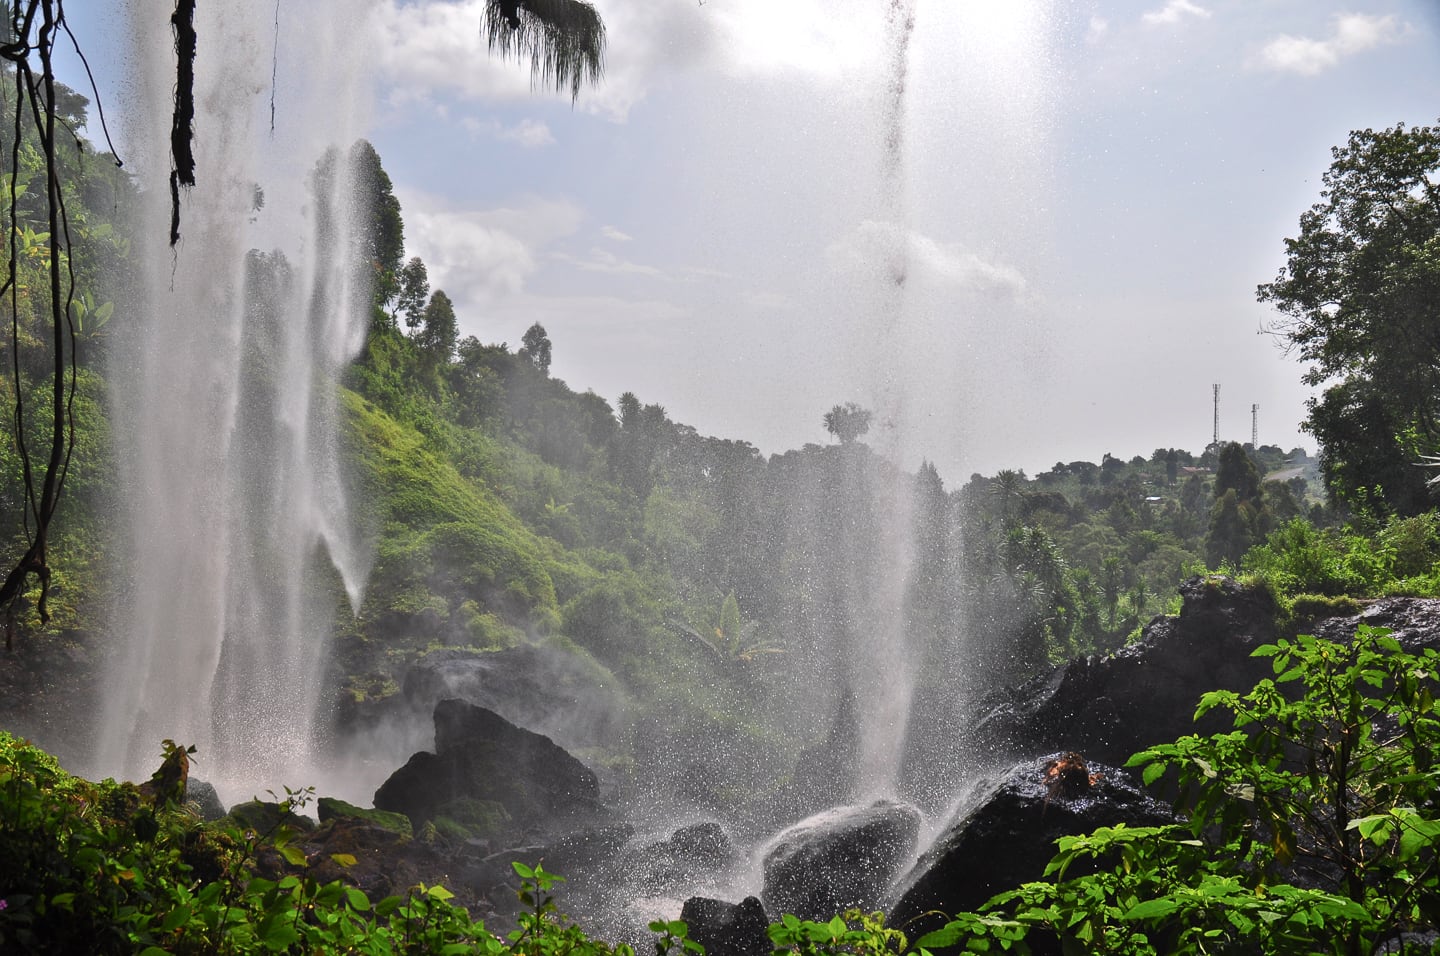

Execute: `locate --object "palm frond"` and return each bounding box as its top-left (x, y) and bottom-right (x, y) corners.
top-left (482, 0), bottom-right (606, 102)
top-left (1418, 455), bottom-right (1440, 487)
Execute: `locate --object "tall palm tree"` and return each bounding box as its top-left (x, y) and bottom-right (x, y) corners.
top-left (483, 0), bottom-right (606, 101)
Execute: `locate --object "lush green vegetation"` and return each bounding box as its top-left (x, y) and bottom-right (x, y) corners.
top-left (3, 63), bottom-right (1440, 956)
top-left (0, 729), bottom-right (657, 954)
top-left (7, 624), bottom-right (1439, 952)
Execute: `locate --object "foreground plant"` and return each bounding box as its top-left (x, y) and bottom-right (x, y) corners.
top-left (0, 733), bottom-right (647, 954)
top-left (909, 624), bottom-right (1440, 954)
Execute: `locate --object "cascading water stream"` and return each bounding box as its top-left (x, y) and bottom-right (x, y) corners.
top-left (847, 0), bottom-right (920, 801)
top-left (96, 0), bottom-right (376, 801)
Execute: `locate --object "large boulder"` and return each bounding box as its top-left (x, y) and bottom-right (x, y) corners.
top-left (399, 644), bottom-right (625, 752)
top-left (964, 576), bottom-right (1280, 768)
top-left (373, 699), bottom-right (603, 841)
top-left (621, 821), bottom-right (737, 896)
top-left (888, 753), bottom-right (1175, 942)
top-left (680, 896), bottom-right (771, 956)
top-left (761, 799), bottom-right (921, 920)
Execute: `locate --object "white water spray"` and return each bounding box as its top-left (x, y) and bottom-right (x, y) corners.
top-left (97, 0), bottom-right (376, 799)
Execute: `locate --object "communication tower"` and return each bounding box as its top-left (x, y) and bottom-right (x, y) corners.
top-left (1212, 384), bottom-right (1220, 446)
top-left (1252, 404), bottom-right (1259, 448)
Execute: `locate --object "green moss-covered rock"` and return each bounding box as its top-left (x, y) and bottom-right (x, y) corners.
top-left (225, 799), bottom-right (316, 835)
top-left (432, 797), bottom-right (511, 841)
top-left (317, 796), bottom-right (413, 839)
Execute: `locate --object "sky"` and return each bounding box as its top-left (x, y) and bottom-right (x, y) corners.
top-left (59, 0), bottom-right (1440, 483)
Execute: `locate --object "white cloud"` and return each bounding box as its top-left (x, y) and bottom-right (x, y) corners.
top-left (1086, 16), bottom-right (1110, 44)
top-left (744, 290), bottom-right (800, 311)
top-left (1256, 14), bottom-right (1406, 76)
top-left (1141, 0), bottom-right (1211, 27)
top-left (600, 225), bottom-right (633, 242)
top-left (457, 116), bottom-right (555, 147)
top-left (497, 118), bottom-right (555, 147)
top-left (395, 189), bottom-right (585, 304)
top-left (826, 221), bottom-right (1027, 297)
top-left (555, 247), bottom-right (663, 277)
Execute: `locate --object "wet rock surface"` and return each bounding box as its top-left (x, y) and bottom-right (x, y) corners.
top-left (680, 896), bottom-right (771, 956)
top-left (374, 698), bottom-right (604, 842)
top-left (761, 799), bottom-right (922, 921)
top-left (968, 575), bottom-right (1283, 767)
top-left (888, 753), bottom-right (1176, 941)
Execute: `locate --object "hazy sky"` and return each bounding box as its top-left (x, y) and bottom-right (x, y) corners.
top-left (63, 0), bottom-right (1440, 483)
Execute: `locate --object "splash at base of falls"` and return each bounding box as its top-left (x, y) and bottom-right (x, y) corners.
top-left (94, 0), bottom-right (377, 802)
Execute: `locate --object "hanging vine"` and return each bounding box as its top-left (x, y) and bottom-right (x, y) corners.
top-left (0, 0), bottom-right (119, 637)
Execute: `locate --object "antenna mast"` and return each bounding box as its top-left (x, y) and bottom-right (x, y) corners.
top-left (1252, 403), bottom-right (1259, 448)
top-left (1213, 384), bottom-right (1220, 447)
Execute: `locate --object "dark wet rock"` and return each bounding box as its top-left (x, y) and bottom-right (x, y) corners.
top-left (185, 778), bottom-right (227, 821)
top-left (1373, 930), bottom-right (1440, 954)
top-left (656, 821), bottom-right (732, 870)
top-left (889, 754), bottom-right (1175, 943)
top-left (618, 820), bottom-right (738, 898)
top-left (968, 576), bottom-right (1281, 767)
top-left (400, 644), bottom-right (625, 751)
top-left (451, 823), bottom-right (637, 935)
top-left (1311, 596), bottom-right (1440, 650)
top-left (762, 799), bottom-right (921, 921)
top-left (776, 690), bottom-right (861, 821)
top-left (680, 896), bottom-right (771, 956)
top-left (373, 698), bottom-right (604, 841)
top-left (249, 816), bottom-right (496, 919)
top-left (336, 643), bottom-right (627, 767)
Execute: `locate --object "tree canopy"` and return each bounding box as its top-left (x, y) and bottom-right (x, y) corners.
top-left (1258, 121), bottom-right (1440, 516)
top-left (822, 402), bottom-right (872, 444)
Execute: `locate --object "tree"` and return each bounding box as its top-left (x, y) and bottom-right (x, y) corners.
top-left (822, 402), bottom-right (872, 444)
top-left (1206, 488), bottom-right (1257, 568)
top-left (518, 321), bottom-right (552, 375)
top-left (1214, 441), bottom-right (1261, 503)
top-left (1258, 122), bottom-right (1440, 516)
top-left (416, 289), bottom-right (458, 360)
top-left (990, 469), bottom-right (1026, 523)
top-left (351, 140), bottom-right (406, 310)
top-left (395, 257), bottom-right (430, 330)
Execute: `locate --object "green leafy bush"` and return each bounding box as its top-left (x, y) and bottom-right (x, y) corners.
top-left (914, 625), bottom-right (1440, 954)
top-left (0, 733), bottom-right (656, 955)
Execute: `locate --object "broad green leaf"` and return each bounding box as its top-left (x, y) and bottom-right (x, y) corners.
top-left (345, 886), bottom-right (370, 911)
top-left (1123, 898), bottom-right (1180, 921)
top-left (914, 924), bottom-right (965, 949)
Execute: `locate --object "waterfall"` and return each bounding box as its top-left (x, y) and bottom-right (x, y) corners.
top-left (96, 0), bottom-right (376, 800)
top-left (848, 0), bottom-right (920, 800)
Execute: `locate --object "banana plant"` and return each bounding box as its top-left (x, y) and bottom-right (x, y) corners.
top-left (672, 590), bottom-right (783, 664)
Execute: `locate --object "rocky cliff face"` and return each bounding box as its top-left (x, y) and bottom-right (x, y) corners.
top-left (965, 575), bottom-right (1282, 769)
